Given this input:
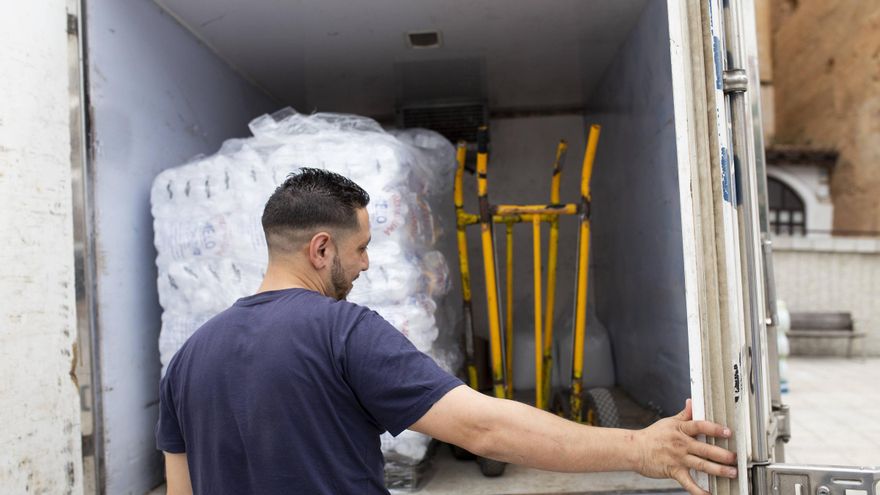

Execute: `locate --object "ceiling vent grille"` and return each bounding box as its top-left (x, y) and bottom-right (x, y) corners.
top-left (407, 31), bottom-right (442, 49)
top-left (398, 102), bottom-right (487, 143)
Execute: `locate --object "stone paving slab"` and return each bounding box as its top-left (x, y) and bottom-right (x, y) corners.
top-left (781, 356), bottom-right (880, 467)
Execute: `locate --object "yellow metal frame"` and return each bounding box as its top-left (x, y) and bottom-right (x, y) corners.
top-left (453, 125), bottom-right (601, 419)
top-left (494, 204), bottom-right (578, 216)
top-left (454, 141), bottom-right (480, 389)
top-left (475, 127), bottom-right (508, 399)
top-left (504, 220), bottom-right (515, 399)
top-left (541, 140), bottom-right (567, 409)
top-left (531, 215), bottom-right (544, 408)
top-left (569, 124), bottom-right (601, 422)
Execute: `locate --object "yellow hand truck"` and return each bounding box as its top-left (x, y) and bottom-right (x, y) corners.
top-left (452, 125), bottom-right (606, 476)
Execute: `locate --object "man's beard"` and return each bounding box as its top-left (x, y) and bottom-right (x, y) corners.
top-left (331, 255), bottom-right (352, 300)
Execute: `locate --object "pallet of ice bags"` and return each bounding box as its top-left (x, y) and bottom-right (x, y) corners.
top-left (151, 109), bottom-right (463, 478)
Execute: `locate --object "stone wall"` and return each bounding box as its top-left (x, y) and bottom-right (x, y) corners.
top-left (773, 236), bottom-right (880, 356)
top-left (770, 0), bottom-right (880, 233)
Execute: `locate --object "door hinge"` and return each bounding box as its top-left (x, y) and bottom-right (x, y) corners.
top-left (723, 69), bottom-right (748, 94)
top-left (758, 463), bottom-right (880, 495)
top-left (769, 404), bottom-right (791, 444)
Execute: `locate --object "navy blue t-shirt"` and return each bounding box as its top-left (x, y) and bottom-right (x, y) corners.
top-left (156, 288), bottom-right (462, 494)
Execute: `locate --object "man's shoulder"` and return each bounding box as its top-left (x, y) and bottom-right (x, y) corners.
top-left (279, 291), bottom-right (376, 325)
top-left (235, 289), bottom-right (387, 338)
top-left (298, 297), bottom-right (399, 345)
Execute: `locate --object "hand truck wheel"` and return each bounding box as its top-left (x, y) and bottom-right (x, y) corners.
top-left (449, 443), bottom-right (477, 461)
top-left (477, 456), bottom-right (507, 477)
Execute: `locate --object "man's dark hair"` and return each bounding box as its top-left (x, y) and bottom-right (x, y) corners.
top-left (261, 168), bottom-right (370, 251)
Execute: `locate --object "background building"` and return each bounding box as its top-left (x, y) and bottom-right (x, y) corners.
top-left (757, 0), bottom-right (880, 355)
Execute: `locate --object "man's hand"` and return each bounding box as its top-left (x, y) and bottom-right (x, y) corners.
top-left (635, 399), bottom-right (738, 495)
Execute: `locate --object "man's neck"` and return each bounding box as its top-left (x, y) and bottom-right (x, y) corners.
top-left (257, 261), bottom-right (327, 296)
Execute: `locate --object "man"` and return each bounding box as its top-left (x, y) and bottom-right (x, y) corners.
top-left (157, 168), bottom-right (737, 495)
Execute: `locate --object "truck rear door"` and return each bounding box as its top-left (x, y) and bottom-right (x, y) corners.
top-left (676, 1), bottom-right (880, 494)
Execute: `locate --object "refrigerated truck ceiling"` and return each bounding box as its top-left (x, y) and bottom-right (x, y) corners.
top-left (71, 0), bottom-right (879, 493)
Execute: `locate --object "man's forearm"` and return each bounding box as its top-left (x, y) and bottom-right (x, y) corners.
top-left (470, 396), bottom-right (642, 472)
top-left (411, 386), bottom-right (641, 472)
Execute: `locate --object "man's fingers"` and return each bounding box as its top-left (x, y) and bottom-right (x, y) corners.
top-left (683, 454), bottom-right (738, 479)
top-left (672, 467), bottom-right (709, 495)
top-left (681, 419), bottom-right (732, 439)
top-left (689, 439), bottom-right (738, 465)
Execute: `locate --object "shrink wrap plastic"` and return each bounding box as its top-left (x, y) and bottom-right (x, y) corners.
top-left (151, 109), bottom-right (462, 471)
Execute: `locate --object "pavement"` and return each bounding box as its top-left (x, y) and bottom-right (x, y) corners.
top-left (780, 356), bottom-right (880, 467)
top-left (147, 356), bottom-right (880, 494)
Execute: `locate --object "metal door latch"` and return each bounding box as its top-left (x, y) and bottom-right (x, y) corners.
top-left (759, 463), bottom-right (880, 495)
top-left (769, 404), bottom-right (791, 444)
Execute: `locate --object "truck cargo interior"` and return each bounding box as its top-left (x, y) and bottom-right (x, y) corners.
top-left (80, 0), bottom-right (701, 492)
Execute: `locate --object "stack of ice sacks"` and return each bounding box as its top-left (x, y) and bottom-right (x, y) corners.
top-left (151, 108), bottom-right (462, 472)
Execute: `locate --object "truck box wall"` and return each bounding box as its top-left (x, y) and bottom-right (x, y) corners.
top-left (360, 2), bottom-right (691, 406)
top-left (0, 1), bottom-right (83, 492)
top-left (456, 2), bottom-right (692, 407)
top-left (450, 0), bottom-right (694, 413)
top-left (84, 0), bottom-right (275, 491)
top-left (588, 0), bottom-right (691, 416)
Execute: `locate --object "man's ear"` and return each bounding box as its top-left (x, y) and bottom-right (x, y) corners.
top-left (308, 231), bottom-right (333, 269)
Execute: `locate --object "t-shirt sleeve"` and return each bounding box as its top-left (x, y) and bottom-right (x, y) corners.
top-left (155, 369), bottom-right (186, 453)
top-left (343, 311), bottom-right (464, 436)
